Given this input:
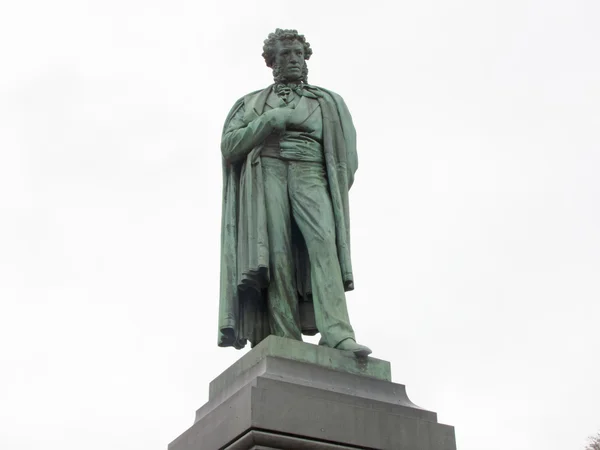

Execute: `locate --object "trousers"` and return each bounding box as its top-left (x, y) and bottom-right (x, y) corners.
top-left (261, 156), bottom-right (355, 348)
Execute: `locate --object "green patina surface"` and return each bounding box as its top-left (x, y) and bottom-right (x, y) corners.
top-left (217, 28), bottom-right (372, 358)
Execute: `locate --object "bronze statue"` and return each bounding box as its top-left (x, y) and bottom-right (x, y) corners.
top-left (218, 29), bottom-right (371, 357)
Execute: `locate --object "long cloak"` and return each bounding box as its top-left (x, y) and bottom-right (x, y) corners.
top-left (218, 84), bottom-right (358, 349)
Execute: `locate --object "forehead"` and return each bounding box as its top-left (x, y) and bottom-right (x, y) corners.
top-left (275, 39), bottom-right (304, 52)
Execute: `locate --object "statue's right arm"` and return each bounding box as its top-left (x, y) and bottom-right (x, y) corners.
top-left (221, 104), bottom-right (284, 164)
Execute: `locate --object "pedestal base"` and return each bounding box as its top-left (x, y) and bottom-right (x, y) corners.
top-left (169, 336), bottom-right (456, 450)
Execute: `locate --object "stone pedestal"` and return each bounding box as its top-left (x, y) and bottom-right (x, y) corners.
top-left (169, 336), bottom-right (456, 450)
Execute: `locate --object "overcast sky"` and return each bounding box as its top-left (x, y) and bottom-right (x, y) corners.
top-left (1, 0), bottom-right (599, 449)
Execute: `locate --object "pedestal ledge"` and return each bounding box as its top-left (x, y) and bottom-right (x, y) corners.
top-left (208, 335), bottom-right (391, 403)
top-left (169, 336), bottom-right (456, 450)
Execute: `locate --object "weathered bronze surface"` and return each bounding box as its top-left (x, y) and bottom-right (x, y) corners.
top-left (218, 29), bottom-right (370, 357)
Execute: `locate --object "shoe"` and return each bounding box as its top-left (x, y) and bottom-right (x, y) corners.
top-left (335, 338), bottom-right (372, 358)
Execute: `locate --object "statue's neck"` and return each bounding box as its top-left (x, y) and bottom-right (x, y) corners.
top-left (274, 78), bottom-right (303, 85)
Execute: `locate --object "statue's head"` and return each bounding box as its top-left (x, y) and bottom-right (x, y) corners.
top-left (262, 28), bottom-right (313, 84)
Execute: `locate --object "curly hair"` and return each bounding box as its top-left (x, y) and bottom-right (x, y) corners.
top-left (262, 28), bottom-right (313, 68)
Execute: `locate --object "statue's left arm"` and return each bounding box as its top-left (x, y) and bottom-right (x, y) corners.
top-left (331, 92), bottom-right (359, 189)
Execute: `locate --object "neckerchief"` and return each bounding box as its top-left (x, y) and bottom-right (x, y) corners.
top-left (273, 82), bottom-right (320, 104)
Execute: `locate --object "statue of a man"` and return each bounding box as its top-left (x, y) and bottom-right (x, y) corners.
top-left (218, 28), bottom-right (371, 357)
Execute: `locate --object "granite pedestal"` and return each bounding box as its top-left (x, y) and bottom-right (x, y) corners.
top-left (169, 336), bottom-right (456, 450)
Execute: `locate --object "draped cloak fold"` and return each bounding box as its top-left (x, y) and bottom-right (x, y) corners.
top-left (218, 85), bottom-right (358, 349)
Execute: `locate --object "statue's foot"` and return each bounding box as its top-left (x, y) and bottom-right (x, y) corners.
top-left (335, 338), bottom-right (372, 358)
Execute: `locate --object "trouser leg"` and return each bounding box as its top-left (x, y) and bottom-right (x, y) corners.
top-left (288, 161), bottom-right (355, 348)
top-left (261, 157), bottom-right (302, 340)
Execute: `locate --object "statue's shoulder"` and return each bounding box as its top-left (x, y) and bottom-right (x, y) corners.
top-left (226, 88), bottom-right (261, 110)
top-left (230, 86), bottom-right (272, 109)
top-left (225, 86), bottom-right (272, 118)
top-left (241, 88), bottom-right (266, 104)
top-left (223, 87), bottom-right (269, 126)
top-left (307, 85), bottom-right (354, 128)
top-left (307, 85), bottom-right (347, 104)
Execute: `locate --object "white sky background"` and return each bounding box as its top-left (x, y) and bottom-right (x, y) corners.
top-left (1, 0), bottom-right (599, 449)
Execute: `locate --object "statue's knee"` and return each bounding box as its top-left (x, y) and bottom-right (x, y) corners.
top-left (307, 235), bottom-right (337, 256)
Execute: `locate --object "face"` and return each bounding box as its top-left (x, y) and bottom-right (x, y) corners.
top-left (274, 39), bottom-right (305, 82)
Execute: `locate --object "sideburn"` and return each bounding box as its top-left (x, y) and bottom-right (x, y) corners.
top-left (272, 62), bottom-right (309, 84)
